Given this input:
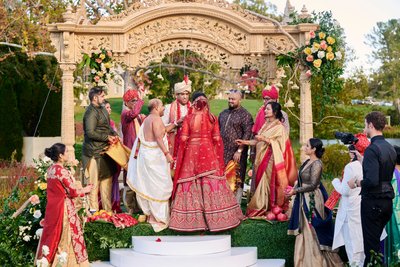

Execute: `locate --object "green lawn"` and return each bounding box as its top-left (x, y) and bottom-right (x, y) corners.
top-left (74, 98), bottom-right (263, 124)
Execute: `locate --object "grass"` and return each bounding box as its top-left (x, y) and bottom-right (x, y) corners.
top-left (74, 98), bottom-right (264, 126)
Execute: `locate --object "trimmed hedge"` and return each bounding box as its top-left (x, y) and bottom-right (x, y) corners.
top-left (84, 220), bottom-right (295, 266)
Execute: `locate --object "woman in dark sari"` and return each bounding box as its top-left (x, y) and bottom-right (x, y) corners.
top-left (286, 138), bottom-right (342, 266)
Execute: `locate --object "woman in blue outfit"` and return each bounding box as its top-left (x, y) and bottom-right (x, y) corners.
top-left (286, 138), bottom-right (342, 266)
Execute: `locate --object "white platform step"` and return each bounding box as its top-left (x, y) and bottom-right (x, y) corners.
top-left (90, 262), bottom-right (113, 267)
top-left (132, 235), bottom-right (231, 256)
top-left (110, 247), bottom-right (257, 267)
top-left (255, 259), bottom-right (285, 267)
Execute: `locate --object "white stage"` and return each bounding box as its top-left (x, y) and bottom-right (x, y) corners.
top-left (91, 235), bottom-right (285, 267)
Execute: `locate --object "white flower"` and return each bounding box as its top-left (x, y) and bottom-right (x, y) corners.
top-left (57, 251), bottom-right (68, 264)
top-left (91, 69), bottom-right (97, 74)
top-left (33, 210), bottom-right (42, 219)
top-left (311, 47), bottom-right (318, 53)
top-left (23, 235), bottom-right (32, 242)
top-left (35, 228), bottom-right (43, 238)
top-left (157, 74), bottom-right (164, 81)
top-left (317, 51), bottom-right (325, 59)
top-left (42, 245), bottom-right (50, 256)
top-left (101, 63), bottom-right (106, 72)
top-left (19, 225), bottom-right (29, 235)
top-left (36, 257), bottom-right (49, 267)
top-left (335, 51), bottom-right (342, 60)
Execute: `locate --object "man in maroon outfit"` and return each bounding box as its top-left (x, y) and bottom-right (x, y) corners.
top-left (121, 89), bottom-right (145, 214)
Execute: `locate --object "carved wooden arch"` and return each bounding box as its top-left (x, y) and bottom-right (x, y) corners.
top-left (48, 0), bottom-right (318, 160)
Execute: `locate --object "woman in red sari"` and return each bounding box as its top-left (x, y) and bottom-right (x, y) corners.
top-left (237, 102), bottom-right (297, 220)
top-left (36, 143), bottom-right (93, 266)
top-left (169, 92), bottom-right (243, 232)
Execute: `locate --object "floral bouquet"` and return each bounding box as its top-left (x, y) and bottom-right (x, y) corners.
top-left (78, 48), bottom-right (115, 87)
top-left (301, 30), bottom-right (342, 77)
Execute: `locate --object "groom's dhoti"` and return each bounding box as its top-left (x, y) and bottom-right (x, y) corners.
top-left (127, 134), bottom-right (172, 232)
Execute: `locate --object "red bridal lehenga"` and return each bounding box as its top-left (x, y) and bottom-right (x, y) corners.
top-left (36, 164), bottom-right (88, 266)
top-left (169, 98), bottom-right (243, 232)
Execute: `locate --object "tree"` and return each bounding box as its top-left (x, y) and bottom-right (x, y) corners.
top-left (0, 78), bottom-right (23, 161)
top-left (233, 0), bottom-right (278, 19)
top-left (366, 19), bottom-right (400, 116)
top-left (0, 0), bottom-right (66, 56)
top-left (338, 68), bottom-right (369, 104)
top-left (147, 50), bottom-right (221, 102)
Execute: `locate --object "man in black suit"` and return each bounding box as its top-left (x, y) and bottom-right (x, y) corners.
top-left (349, 111), bottom-right (397, 266)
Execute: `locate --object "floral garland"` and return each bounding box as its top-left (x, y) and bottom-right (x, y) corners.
top-left (78, 48), bottom-right (115, 87)
top-left (302, 30), bottom-right (342, 77)
top-left (277, 30), bottom-right (343, 78)
top-left (307, 192), bottom-right (315, 227)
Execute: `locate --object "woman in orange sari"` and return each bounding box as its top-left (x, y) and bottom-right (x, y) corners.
top-left (236, 102), bottom-right (297, 220)
top-left (36, 143), bottom-right (93, 266)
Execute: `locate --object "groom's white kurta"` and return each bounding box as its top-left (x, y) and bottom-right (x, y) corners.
top-left (127, 125), bottom-right (173, 232)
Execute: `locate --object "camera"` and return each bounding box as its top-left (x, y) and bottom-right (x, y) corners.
top-left (334, 132), bottom-right (359, 145)
top-left (335, 132), bottom-right (359, 161)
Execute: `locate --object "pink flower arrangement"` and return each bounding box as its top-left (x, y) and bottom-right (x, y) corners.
top-left (29, 195), bottom-right (40, 205)
top-left (300, 31), bottom-right (341, 76)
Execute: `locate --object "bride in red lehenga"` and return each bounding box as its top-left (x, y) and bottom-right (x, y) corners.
top-left (169, 92), bottom-right (243, 232)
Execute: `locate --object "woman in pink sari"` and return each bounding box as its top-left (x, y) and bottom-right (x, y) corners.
top-left (237, 102), bottom-right (297, 220)
top-left (169, 92), bottom-right (243, 232)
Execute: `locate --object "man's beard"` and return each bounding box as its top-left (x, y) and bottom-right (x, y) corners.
top-left (228, 104), bottom-right (238, 110)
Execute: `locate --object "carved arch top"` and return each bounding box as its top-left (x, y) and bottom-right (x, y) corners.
top-left (100, 0), bottom-right (268, 25)
top-left (126, 15), bottom-right (248, 54)
top-left (135, 39), bottom-right (232, 68)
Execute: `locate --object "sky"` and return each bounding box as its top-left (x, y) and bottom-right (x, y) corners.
top-left (268, 0), bottom-right (400, 76)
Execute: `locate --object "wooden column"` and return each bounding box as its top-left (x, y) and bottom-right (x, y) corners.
top-left (60, 63), bottom-right (76, 161)
top-left (299, 67), bottom-right (313, 162)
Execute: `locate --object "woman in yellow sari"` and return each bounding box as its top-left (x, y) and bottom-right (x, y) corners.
top-left (236, 102), bottom-right (297, 220)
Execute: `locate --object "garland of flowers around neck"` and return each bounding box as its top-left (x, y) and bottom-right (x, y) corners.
top-left (78, 48), bottom-right (116, 88)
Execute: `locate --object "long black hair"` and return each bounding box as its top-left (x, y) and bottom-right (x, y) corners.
top-left (309, 138), bottom-right (325, 159)
top-left (44, 143), bottom-right (66, 162)
top-left (266, 102), bottom-right (284, 122)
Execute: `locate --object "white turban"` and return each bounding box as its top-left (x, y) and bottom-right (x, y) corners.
top-left (174, 80), bottom-right (192, 94)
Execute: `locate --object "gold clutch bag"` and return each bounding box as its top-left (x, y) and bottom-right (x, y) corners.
top-left (225, 160), bottom-right (240, 193)
top-left (105, 141), bottom-right (132, 170)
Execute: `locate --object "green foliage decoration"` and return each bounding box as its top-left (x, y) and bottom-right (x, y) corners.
top-left (84, 219), bottom-right (295, 266)
top-left (78, 48), bottom-right (116, 88)
top-left (0, 159), bottom-right (50, 265)
top-left (277, 11), bottom-right (346, 120)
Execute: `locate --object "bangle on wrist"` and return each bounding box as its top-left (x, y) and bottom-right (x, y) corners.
top-left (354, 179), bottom-right (358, 188)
